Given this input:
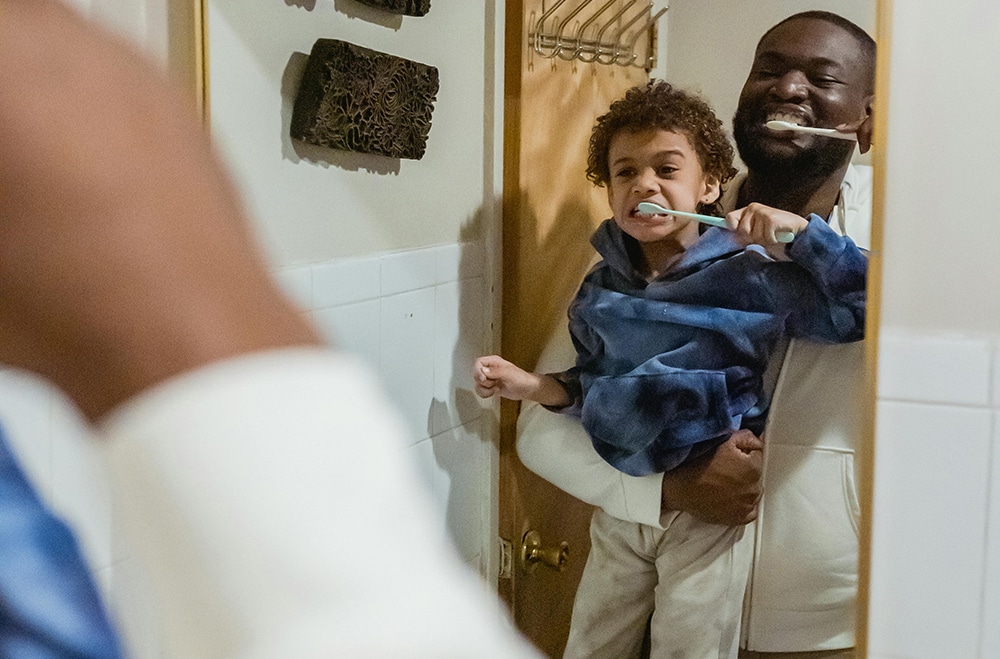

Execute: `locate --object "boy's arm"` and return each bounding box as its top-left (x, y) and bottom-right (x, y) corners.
top-left (474, 356), bottom-right (572, 407)
top-left (728, 205), bottom-right (867, 343)
top-left (780, 215), bottom-right (868, 342)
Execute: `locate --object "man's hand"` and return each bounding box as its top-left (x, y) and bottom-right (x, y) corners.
top-left (660, 430), bottom-right (764, 526)
top-left (0, 1), bottom-right (320, 420)
top-left (836, 107), bottom-right (874, 155)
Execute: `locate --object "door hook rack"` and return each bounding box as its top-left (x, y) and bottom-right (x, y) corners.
top-left (529, 0), bottom-right (667, 69)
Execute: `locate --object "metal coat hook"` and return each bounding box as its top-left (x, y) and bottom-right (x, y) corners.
top-left (616, 5), bottom-right (668, 66)
top-left (531, 0), bottom-right (573, 59)
top-left (571, 0), bottom-right (619, 62)
top-left (597, 0), bottom-right (641, 65)
top-left (529, 0), bottom-right (667, 69)
top-left (553, 1), bottom-right (595, 60)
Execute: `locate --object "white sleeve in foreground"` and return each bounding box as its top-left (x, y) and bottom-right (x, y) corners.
top-left (98, 349), bottom-right (540, 659)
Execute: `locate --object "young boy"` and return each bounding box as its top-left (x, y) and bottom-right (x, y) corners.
top-left (475, 81), bottom-right (866, 658)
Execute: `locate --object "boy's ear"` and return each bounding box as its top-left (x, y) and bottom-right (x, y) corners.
top-left (700, 177), bottom-right (721, 205)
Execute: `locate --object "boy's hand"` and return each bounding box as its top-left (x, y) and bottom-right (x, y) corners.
top-left (474, 356), bottom-right (535, 400)
top-left (725, 203), bottom-right (809, 246)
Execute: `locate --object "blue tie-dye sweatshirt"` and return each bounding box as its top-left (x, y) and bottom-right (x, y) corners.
top-left (0, 426), bottom-right (124, 658)
top-left (559, 215), bottom-right (866, 477)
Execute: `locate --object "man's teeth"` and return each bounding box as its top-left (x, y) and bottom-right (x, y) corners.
top-left (767, 112), bottom-right (805, 126)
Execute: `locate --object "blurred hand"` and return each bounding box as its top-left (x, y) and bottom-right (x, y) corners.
top-left (0, 0), bottom-right (320, 420)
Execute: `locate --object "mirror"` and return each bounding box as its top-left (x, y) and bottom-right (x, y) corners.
top-left (503, 0), bottom-right (882, 656)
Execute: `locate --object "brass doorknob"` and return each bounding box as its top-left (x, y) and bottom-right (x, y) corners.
top-left (520, 530), bottom-right (569, 573)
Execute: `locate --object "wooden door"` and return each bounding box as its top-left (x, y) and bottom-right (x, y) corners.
top-left (499, 2), bottom-right (651, 655)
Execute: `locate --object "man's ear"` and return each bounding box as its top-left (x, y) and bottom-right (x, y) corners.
top-left (700, 177), bottom-right (722, 205)
top-left (856, 94), bottom-right (875, 154)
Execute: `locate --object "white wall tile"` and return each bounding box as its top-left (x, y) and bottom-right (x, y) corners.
top-left (313, 257), bottom-right (380, 309)
top-left (380, 288), bottom-right (437, 443)
top-left (431, 278), bottom-right (487, 436)
top-left (877, 331), bottom-right (992, 406)
top-left (271, 265), bottom-right (313, 312)
top-left (869, 400), bottom-right (992, 659)
top-left (431, 421), bottom-right (486, 564)
top-left (381, 247), bottom-right (439, 297)
top-left (435, 243), bottom-right (464, 284)
top-left (993, 343), bottom-right (1000, 409)
top-left (312, 300), bottom-right (381, 372)
top-left (436, 242), bottom-right (485, 284)
top-left (983, 411), bottom-right (1000, 659)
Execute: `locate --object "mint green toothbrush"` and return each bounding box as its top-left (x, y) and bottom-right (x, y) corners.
top-left (636, 202), bottom-right (795, 243)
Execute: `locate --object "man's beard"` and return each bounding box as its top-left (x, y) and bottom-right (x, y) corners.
top-left (732, 105), bottom-right (855, 182)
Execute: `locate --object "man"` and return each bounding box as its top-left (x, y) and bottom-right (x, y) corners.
top-left (517, 11), bottom-right (875, 658)
top-left (0, 1), bottom-right (541, 656)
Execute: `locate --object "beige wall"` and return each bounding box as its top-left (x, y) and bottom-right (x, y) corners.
top-left (206, 0), bottom-right (502, 266)
top-left (879, 3), bottom-right (1000, 335)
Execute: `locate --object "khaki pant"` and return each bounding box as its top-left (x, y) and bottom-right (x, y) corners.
top-left (564, 509), bottom-right (752, 659)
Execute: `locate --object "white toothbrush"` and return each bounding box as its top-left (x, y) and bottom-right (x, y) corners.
top-left (636, 201), bottom-right (795, 243)
top-left (765, 120), bottom-right (857, 141)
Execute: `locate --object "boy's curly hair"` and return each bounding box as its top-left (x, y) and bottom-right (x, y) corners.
top-left (586, 80), bottom-right (737, 216)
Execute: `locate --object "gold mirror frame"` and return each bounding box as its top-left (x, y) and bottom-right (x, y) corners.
top-left (857, 0), bottom-right (892, 654)
top-left (180, 0), bottom-right (892, 653)
top-left (168, 0), bottom-right (208, 123)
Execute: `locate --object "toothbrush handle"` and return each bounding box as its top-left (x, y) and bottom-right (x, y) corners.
top-left (803, 126), bottom-right (857, 141)
top-left (821, 130), bottom-right (858, 141)
top-left (635, 203), bottom-right (795, 242)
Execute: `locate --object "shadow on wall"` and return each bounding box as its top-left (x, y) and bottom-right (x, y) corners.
top-left (509, 190), bottom-right (598, 372)
top-left (426, 205), bottom-right (496, 566)
top-left (332, 0), bottom-right (404, 30)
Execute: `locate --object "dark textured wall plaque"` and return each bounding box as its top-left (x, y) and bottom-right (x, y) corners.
top-left (355, 0), bottom-right (430, 16)
top-left (291, 39), bottom-right (439, 161)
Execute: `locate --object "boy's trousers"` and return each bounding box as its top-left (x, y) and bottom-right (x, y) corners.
top-left (564, 508), bottom-right (752, 659)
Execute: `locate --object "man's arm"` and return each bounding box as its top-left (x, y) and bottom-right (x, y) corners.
top-left (517, 325), bottom-right (764, 527)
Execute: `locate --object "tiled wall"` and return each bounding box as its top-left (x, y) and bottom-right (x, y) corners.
top-left (0, 241), bottom-right (498, 658)
top-left (868, 329), bottom-right (1000, 658)
top-left (272, 241), bottom-right (498, 575)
